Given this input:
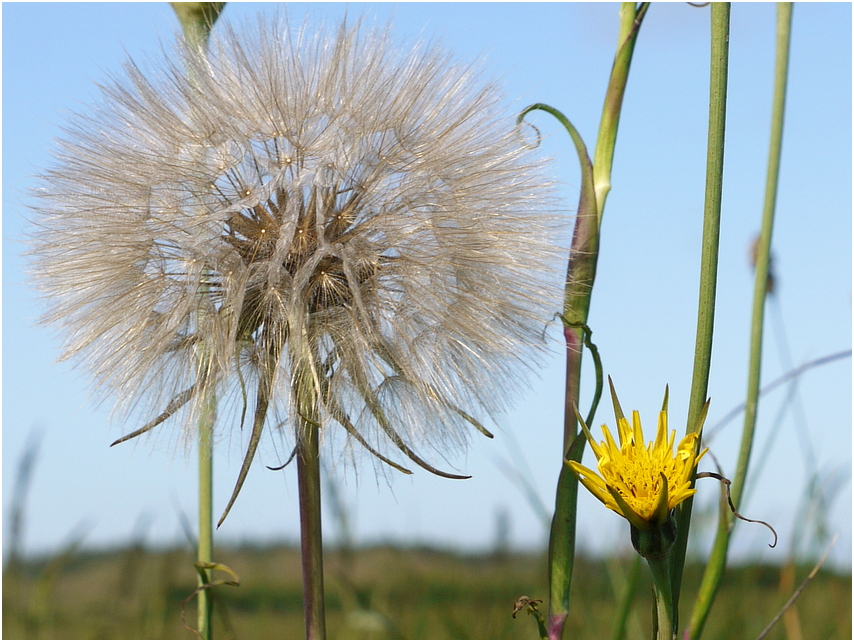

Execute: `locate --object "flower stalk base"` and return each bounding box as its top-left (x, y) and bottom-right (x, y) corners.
top-left (647, 554), bottom-right (677, 640)
top-left (632, 522), bottom-right (678, 640)
top-left (297, 412), bottom-right (326, 639)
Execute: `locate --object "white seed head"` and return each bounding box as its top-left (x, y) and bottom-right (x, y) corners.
top-left (29, 16), bottom-right (564, 480)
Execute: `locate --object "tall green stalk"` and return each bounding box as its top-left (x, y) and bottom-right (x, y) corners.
top-left (524, 4), bottom-right (648, 638)
top-left (688, 5), bottom-right (792, 637)
top-left (295, 364), bottom-right (327, 639)
top-left (647, 554), bottom-right (676, 640)
top-left (667, 3), bottom-right (730, 629)
top-left (197, 386), bottom-right (215, 639)
top-left (170, 5), bottom-right (227, 638)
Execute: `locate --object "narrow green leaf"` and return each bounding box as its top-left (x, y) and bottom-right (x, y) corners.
top-left (195, 560), bottom-right (241, 587)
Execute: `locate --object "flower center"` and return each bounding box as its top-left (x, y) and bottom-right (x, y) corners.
top-left (605, 446), bottom-right (676, 519)
top-left (208, 139), bottom-right (386, 330)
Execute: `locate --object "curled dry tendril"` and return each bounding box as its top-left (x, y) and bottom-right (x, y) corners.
top-left (696, 471), bottom-right (778, 548)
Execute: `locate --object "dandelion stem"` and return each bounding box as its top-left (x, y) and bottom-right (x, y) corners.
top-left (168, 5), bottom-right (226, 638)
top-left (688, 4), bottom-right (792, 637)
top-left (667, 2), bottom-right (730, 616)
top-left (197, 388), bottom-right (215, 639)
top-left (296, 371), bottom-right (327, 639)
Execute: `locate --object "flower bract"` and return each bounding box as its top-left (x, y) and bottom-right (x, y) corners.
top-left (568, 386), bottom-right (708, 531)
top-left (29, 16), bottom-right (563, 519)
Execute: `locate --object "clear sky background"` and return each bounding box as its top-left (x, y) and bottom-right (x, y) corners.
top-left (3, 3), bottom-right (851, 571)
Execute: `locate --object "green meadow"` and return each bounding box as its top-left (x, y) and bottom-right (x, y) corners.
top-left (3, 545), bottom-right (849, 639)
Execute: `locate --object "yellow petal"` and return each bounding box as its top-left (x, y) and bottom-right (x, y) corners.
top-left (572, 384), bottom-right (709, 527)
top-left (616, 416), bottom-right (631, 447)
top-left (575, 407), bottom-right (604, 460)
top-left (631, 410), bottom-right (644, 447)
top-left (607, 485), bottom-right (651, 531)
top-left (652, 471), bottom-right (671, 525)
top-left (654, 410), bottom-right (668, 451)
top-left (601, 422), bottom-right (621, 456)
top-left (568, 461), bottom-right (612, 507)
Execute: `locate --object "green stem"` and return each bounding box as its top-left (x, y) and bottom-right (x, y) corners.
top-left (733, 0), bottom-right (790, 527)
top-left (296, 373), bottom-right (327, 639)
top-left (169, 5), bottom-right (225, 638)
top-left (668, 3), bottom-right (730, 618)
top-left (688, 4), bottom-right (792, 637)
top-left (197, 390), bottom-right (215, 639)
top-left (647, 555), bottom-right (676, 640)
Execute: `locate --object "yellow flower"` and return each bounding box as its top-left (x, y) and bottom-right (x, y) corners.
top-left (568, 386), bottom-right (708, 532)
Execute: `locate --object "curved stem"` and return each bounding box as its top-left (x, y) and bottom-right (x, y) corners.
top-left (525, 5), bottom-right (648, 637)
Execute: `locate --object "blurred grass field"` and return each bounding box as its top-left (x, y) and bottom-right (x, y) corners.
top-left (3, 544), bottom-right (850, 639)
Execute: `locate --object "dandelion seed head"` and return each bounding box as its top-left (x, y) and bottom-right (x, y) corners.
top-left (29, 15), bottom-right (565, 478)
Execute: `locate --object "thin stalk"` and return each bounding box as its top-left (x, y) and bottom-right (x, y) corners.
top-left (169, 5), bottom-right (225, 638)
top-left (197, 388), bottom-right (215, 639)
top-left (296, 371), bottom-right (327, 639)
top-left (688, 4), bottom-right (792, 637)
top-left (667, 3), bottom-right (730, 617)
top-left (543, 5), bottom-right (648, 637)
top-left (647, 555), bottom-right (676, 640)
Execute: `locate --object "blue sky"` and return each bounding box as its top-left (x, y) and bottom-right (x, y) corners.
top-left (3, 2), bottom-right (851, 572)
